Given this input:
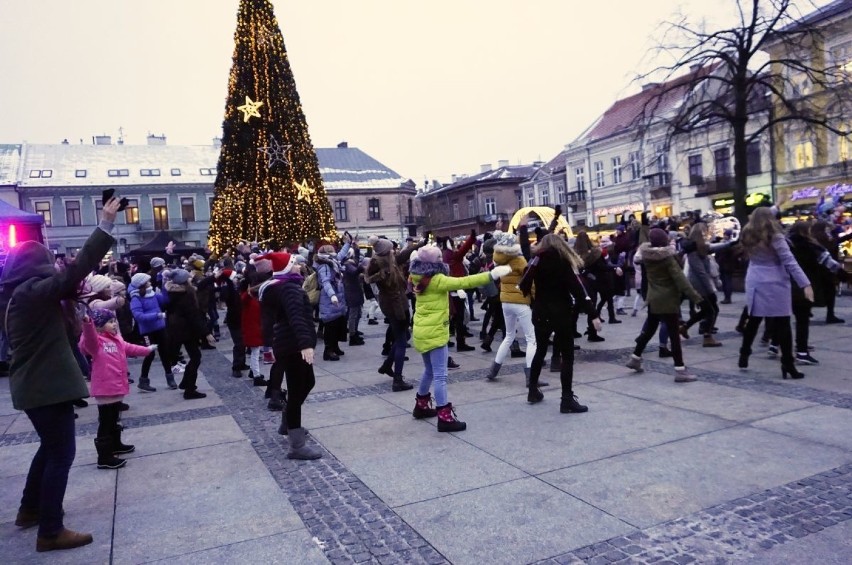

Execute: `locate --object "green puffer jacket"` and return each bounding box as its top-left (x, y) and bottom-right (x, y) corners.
top-left (1, 227), bottom-right (114, 410)
top-left (409, 262), bottom-right (491, 353)
top-left (636, 243), bottom-right (702, 314)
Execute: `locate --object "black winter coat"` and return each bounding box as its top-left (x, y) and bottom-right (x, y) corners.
top-left (165, 283), bottom-right (208, 344)
top-left (260, 279), bottom-right (317, 356)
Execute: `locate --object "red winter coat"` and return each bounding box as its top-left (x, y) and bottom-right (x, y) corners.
top-left (240, 291), bottom-right (263, 347)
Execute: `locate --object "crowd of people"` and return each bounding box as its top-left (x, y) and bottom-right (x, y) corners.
top-left (0, 195), bottom-right (849, 552)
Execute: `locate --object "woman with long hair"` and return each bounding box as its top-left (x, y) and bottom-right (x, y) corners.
top-left (738, 207), bottom-right (813, 378)
top-left (313, 238), bottom-right (351, 361)
top-left (522, 234), bottom-right (601, 413)
top-left (572, 232), bottom-right (606, 342)
top-left (683, 222), bottom-right (722, 347)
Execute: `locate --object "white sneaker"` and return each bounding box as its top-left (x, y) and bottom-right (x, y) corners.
top-left (172, 364), bottom-right (185, 374)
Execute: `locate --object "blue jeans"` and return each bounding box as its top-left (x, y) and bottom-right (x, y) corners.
top-left (418, 345), bottom-right (449, 406)
top-left (22, 402), bottom-right (77, 536)
top-left (388, 316), bottom-right (409, 377)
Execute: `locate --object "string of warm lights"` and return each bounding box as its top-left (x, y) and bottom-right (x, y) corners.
top-left (207, 0), bottom-right (338, 254)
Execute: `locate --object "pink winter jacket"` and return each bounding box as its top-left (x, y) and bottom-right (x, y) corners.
top-left (79, 318), bottom-right (151, 397)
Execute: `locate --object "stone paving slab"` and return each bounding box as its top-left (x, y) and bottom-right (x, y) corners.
top-left (539, 425), bottom-right (850, 529)
top-left (750, 404), bottom-right (852, 452)
top-left (736, 519), bottom-right (852, 564)
top-left (145, 530), bottom-right (329, 564)
top-left (456, 384), bottom-right (733, 475)
top-left (590, 370), bottom-right (816, 422)
top-left (395, 477), bottom-right (633, 565)
top-left (310, 414), bottom-right (527, 507)
top-left (306, 395), bottom-right (408, 430)
top-left (113, 439), bottom-right (304, 563)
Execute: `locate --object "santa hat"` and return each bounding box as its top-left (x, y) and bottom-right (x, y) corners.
top-left (257, 252), bottom-right (296, 275)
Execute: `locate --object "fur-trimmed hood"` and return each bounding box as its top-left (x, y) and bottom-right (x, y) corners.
top-left (638, 242), bottom-right (675, 262)
top-left (314, 253), bottom-right (341, 272)
top-left (408, 260), bottom-right (449, 278)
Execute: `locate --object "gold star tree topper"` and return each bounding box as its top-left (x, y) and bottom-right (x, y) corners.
top-left (294, 179), bottom-right (315, 203)
top-left (237, 96), bottom-right (264, 122)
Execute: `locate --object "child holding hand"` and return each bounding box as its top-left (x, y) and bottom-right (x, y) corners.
top-left (79, 309), bottom-right (155, 469)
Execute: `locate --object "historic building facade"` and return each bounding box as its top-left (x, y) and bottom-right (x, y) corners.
top-left (0, 138), bottom-right (416, 255)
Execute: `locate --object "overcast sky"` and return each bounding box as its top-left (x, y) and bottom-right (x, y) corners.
top-left (0, 0), bottom-right (827, 185)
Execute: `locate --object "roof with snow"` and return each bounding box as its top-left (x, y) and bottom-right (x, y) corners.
top-left (421, 164), bottom-right (539, 197)
top-left (7, 143), bottom-right (410, 191)
top-left (781, 0), bottom-right (851, 30)
top-left (574, 65), bottom-right (715, 146)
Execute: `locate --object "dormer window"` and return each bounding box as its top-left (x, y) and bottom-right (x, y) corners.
top-left (140, 168), bottom-right (161, 176)
top-left (75, 169), bottom-right (87, 178)
top-left (170, 168), bottom-right (181, 176)
top-left (28, 169), bottom-right (53, 178)
top-left (108, 169), bottom-right (130, 177)
top-left (199, 168), bottom-right (217, 176)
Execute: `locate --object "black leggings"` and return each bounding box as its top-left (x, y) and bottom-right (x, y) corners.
top-left (742, 315), bottom-right (794, 366)
top-left (768, 301), bottom-right (811, 354)
top-left (278, 351), bottom-right (316, 430)
top-left (140, 329), bottom-right (172, 380)
top-left (529, 307), bottom-right (575, 393)
top-left (173, 340), bottom-right (202, 391)
top-left (634, 313), bottom-right (684, 366)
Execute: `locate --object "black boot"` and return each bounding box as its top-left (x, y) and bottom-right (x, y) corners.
top-left (267, 389), bottom-right (284, 411)
top-left (510, 339), bottom-right (525, 358)
top-left (560, 394), bottom-right (588, 413)
top-left (412, 392), bottom-right (438, 419)
top-left (377, 357), bottom-right (394, 378)
top-left (480, 335), bottom-right (493, 352)
top-left (349, 333), bottom-right (365, 346)
top-left (456, 339), bottom-right (475, 352)
top-left (323, 348), bottom-right (340, 361)
top-left (112, 424), bottom-right (135, 455)
top-left (436, 403), bottom-right (466, 432)
top-left (248, 370), bottom-right (269, 387)
top-left (95, 437), bottom-right (126, 469)
top-left (392, 375), bottom-right (414, 392)
top-left (738, 348), bottom-right (750, 370)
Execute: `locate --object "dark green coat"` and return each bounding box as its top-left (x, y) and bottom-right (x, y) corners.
top-left (2, 228), bottom-right (114, 410)
top-left (636, 243), bottom-right (702, 314)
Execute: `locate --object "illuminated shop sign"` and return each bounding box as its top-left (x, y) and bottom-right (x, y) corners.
top-left (791, 183), bottom-right (851, 201)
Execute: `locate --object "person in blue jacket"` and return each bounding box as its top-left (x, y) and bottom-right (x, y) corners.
top-left (129, 273), bottom-right (174, 391)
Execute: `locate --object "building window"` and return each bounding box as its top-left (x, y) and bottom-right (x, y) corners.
top-left (170, 168), bottom-right (181, 176)
top-left (65, 200), bottom-right (82, 227)
top-left (180, 197), bottom-right (195, 222)
top-left (838, 127), bottom-right (850, 162)
top-left (467, 196), bottom-right (475, 218)
top-left (575, 167), bottom-right (585, 191)
top-left (35, 201), bottom-right (52, 227)
top-left (629, 151), bottom-right (642, 180)
top-left (140, 168), bottom-right (161, 177)
top-left (152, 198), bottom-right (169, 230)
top-left (28, 169), bottom-right (53, 178)
top-left (537, 182), bottom-right (550, 206)
top-left (75, 169), bottom-right (87, 178)
top-left (208, 196), bottom-right (215, 217)
top-left (830, 41), bottom-right (852, 83)
top-left (656, 144), bottom-right (669, 172)
top-left (334, 199), bottom-right (348, 222)
top-left (367, 198), bottom-right (381, 220)
top-left (611, 156), bottom-right (622, 184)
top-left (452, 201), bottom-right (459, 220)
top-left (515, 191), bottom-right (523, 210)
top-left (124, 199), bottom-right (139, 224)
top-left (526, 189), bottom-right (535, 207)
top-left (107, 169), bottom-right (129, 177)
top-left (688, 154), bottom-right (704, 185)
top-left (714, 147), bottom-right (731, 178)
top-left (484, 197), bottom-right (496, 216)
top-left (594, 161), bottom-right (605, 188)
top-left (746, 141), bottom-right (762, 175)
top-left (793, 141), bottom-right (815, 169)
top-left (555, 181), bottom-right (566, 204)
top-left (199, 168), bottom-right (216, 176)
top-left (95, 200), bottom-right (103, 223)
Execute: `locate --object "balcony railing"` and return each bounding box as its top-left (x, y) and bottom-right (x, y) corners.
top-left (643, 172), bottom-right (672, 188)
top-left (477, 212), bottom-right (509, 224)
top-left (694, 175), bottom-right (734, 197)
top-left (403, 215), bottom-right (418, 225)
top-left (134, 219), bottom-right (189, 232)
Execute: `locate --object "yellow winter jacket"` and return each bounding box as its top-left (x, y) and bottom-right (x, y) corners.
top-left (493, 251), bottom-right (529, 305)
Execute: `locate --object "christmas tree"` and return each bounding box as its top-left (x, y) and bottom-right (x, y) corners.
top-left (207, 0), bottom-right (337, 254)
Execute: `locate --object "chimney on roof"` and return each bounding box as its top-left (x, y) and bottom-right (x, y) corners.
top-left (641, 83), bottom-right (660, 92)
top-left (432, 179), bottom-right (441, 189)
top-left (532, 160), bottom-right (544, 167)
top-left (93, 135), bottom-right (112, 145)
top-left (61, 139), bottom-right (69, 145)
top-left (480, 163), bottom-right (492, 173)
top-left (337, 141), bottom-right (348, 148)
top-left (497, 159), bottom-right (509, 168)
top-left (147, 134), bottom-right (167, 146)
top-left (451, 174), bottom-right (458, 183)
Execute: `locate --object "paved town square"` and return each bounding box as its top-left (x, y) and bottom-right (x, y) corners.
top-left (2, 296), bottom-right (850, 564)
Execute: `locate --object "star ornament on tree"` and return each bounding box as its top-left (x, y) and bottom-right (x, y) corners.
top-left (237, 96), bottom-right (264, 122)
top-left (294, 178), bottom-right (316, 203)
top-left (258, 136), bottom-right (291, 169)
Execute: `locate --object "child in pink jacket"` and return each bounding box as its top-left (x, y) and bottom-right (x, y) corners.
top-left (79, 308), bottom-right (154, 469)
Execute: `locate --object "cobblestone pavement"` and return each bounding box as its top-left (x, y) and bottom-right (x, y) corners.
top-left (2, 298), bottom-right (850, 563)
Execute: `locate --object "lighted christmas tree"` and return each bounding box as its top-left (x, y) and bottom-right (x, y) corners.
top-left (207, 0), bottom-right (337, 253)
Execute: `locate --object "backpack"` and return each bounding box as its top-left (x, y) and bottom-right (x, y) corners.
top-left (302, 272), bottom-right (320, 306)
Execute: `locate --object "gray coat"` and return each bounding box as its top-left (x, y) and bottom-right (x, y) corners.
top-left (745, 234), bottom-right (810, 317)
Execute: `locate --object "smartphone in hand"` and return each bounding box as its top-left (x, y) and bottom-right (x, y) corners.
top-left (102, 189), bottom-right (115, 205)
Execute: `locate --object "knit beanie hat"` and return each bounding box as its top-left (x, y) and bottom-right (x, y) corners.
top-left (481, 237), bottom-right (497, 256)
top-left (131, 273), bottom-right (151, 288)
top-left (110, 280), bottom-right (126, 295)
top-left (257, 252), bottom-right (295, 275)
top-left (150, 257), bottom-right (166, 269)
top-left (169, 269), bottom-right (191, 285)
top-left (85, 274), bottom-right (113, 296)
top-left (191, 259), bottom-right (205, 271)
top-left (492, 231), bottom-right (520, 256)
top-left (373, 238), bottom-right (393, 257)
top-left (416, 245), bottom-right (443, 263)
top-left (649, 228), bottom-right (669, 248)
top-left (90, 308), bottom-right (116, 328)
